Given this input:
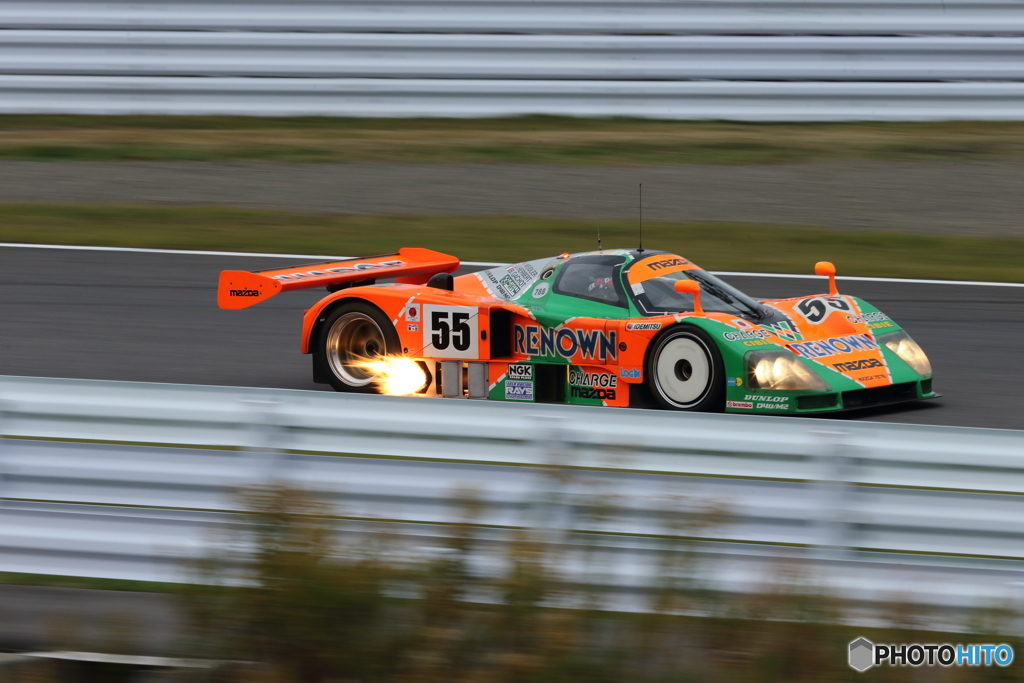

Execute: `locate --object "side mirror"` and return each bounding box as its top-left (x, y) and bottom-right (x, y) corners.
top-left (674, 279), bottom-right (704, 316)
top-left (814, 261), bottom-right (838, 297)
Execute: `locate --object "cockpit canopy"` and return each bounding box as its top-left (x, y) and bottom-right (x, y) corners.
top-left (475, 250), bottom-right (766, 320)
top-left (552, 254), bottom-right (628, 307)
top-left (624, 251), bottom-right (764, 319)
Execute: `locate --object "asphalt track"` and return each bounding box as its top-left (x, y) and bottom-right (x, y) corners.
top-left (0, 245), bottom-right (1020, 430)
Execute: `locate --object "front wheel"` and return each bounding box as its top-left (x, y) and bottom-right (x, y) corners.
top-left (645, 325), bottom-right (725, 412)
top-left (316, 301), bottom-right (400, 393)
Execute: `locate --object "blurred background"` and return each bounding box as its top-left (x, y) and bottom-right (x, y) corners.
top-left (0, 1), bottom-right (1023, 681)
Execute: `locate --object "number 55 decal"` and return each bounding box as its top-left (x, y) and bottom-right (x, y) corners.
top-left (423, 305), bottom-right (479, 358)
top-left (795, 295), bottom-right (852, 324)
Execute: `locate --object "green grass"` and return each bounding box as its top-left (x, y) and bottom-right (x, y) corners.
top-left (0, 115), bottom-right (1023, 164)
top-left (0, 571), bottom-right (182, 593)
top-left (1, 203), bottom-right (1022, 282)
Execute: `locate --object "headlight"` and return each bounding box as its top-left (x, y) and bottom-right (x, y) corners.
top-left (746, 351), bottom-right (830, 391)
top-left (877, 329), bottom-right (932, 377)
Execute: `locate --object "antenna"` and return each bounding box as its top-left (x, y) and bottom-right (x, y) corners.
top-left (637, 183), bottom-right (644, 254)
top-left (597, 225), bottom-right (602, 253)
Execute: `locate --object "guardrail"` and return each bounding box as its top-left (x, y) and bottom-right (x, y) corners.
top-left (4, 76), bottom-right (1024, 120)
top-left (2, 375), bottom-right (1023, 618)
top-left (4, 33), bottom-right (1023, 82)
top-left (3, 1), bottom-right (1024, 35)
top-left (1, 2), bottom-right (1023, 119)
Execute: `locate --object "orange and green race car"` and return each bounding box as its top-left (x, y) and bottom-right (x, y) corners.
top-left (218, 247), bottom-right (936, 414)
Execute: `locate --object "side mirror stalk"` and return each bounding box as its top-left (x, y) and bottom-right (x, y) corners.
top-left (814, 261), bottom-right (838, 297)
top-left (674, 279), bottom-right (704, 316)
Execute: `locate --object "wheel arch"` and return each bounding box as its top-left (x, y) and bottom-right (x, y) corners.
top-left (640, 318), bottom-right (725, 372)
top-left (302, 294), bottom-right (392, 355)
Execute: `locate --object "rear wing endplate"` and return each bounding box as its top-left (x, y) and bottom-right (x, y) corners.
top-left (218, 247), bottom-right (459, 309)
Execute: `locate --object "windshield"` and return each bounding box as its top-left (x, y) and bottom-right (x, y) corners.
top-left (630, 268), bottom-right (765, 319)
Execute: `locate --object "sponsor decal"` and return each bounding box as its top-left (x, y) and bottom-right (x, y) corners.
top-left (794, 295), bottom-right (853, 324)
top-left (272, 259), bottom-right (403, 280)
top-left (407, 323), bottom-right (419, 332)
top-left (630, 282), bottom-right (645, 295)
top-left (626, 322), bottom-right (662, 331)
top-left (531, 283), bottom-right (549, 299)
top-left (846, 311), bottom-right (890, 325)
top-left (787, 334), bottom-right (879, 359)
top-left (723, 329), bottom-right (771, 342)
top-left (743, 394), bottom-right (789, 410)
top-left (620, 367), bottom-right (641, 379)
top-left (507, 363), bottom-right (533, 381)
top-left (736, 316), bottom-right (803, 342)
top-left (760, 320), bottom-right (803, 342)
top-left (229, 289), bottom-right (261, 297)
top-left (627, 255), bottom-right (693, 284)
top-left (480, 262), bottom-right (540, 300)
top-left (406, 305), bottom-right (420, 322)
top-left (745, 394), bottom-right (787, 403)
top-left (833, 358), bottom-right (884, 372)
top-left (743, 340), bottom-right (772, 347)
top-left (423, 305), bottom-right (480, 359)
top-left (648, 257), bottom-right (689, 271)
top-left (505, 380), bottom-right (534, 401)
top-left (570, 386), bottom-right (616, 401)
top-left (514, 324), bottom-right (618, 362)
top-left (569, 368), bottom-right (617, 388)
top-left (733, 395), bottom-right (786, 411)
top-left (728, 377), bottom-right (743, 387)
top-left (848, 311), bottom-right (895, 330)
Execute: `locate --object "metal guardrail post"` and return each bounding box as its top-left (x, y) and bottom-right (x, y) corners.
top-left (812, 430), bottom-right (857, 560)
top-left (243, 399), bottom-right (288, 484)
top-left (528, 415), bottom-right (576, 541)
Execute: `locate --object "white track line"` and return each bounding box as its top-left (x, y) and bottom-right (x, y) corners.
top-left (0, 242), bottom-right (502, 267)
top-left (714, 271), bottom-right (1024, 288)
top-left (2, 242), bottom-right (1022, 288)
top-left (0, 242), bottom-right (348, 260)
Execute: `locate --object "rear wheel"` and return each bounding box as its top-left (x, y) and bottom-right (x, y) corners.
top-left (646, 325), bottom-right (725, 412)
top-left (316, 301), bottom-right (400, 393)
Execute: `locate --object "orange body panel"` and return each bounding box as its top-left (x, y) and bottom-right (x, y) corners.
top-left (300, 283), bottom-right (515, 356)
top-left (758, 295), bottom-right (890, 388)
top-left (626, 254), bottom-right (699, 284)
top-left (218, 248), bottom-right (458, 310)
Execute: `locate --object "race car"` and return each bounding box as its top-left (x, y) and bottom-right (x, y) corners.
top-left (217, 247), bottom-right (936, 414)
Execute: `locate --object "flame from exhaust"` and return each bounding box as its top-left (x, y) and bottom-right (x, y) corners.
top-left (353, 356), bottom-right (427, 396)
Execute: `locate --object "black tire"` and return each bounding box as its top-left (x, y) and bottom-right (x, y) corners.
top-left (315, 301), bottom-right (401, 393)
top-left (645, 325), bottom-right (725, 412)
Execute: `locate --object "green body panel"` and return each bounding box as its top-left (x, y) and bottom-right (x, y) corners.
top-left (489, 373), bottom-right (535, 403)
top-left (517, 266), bottom-right (635, 329)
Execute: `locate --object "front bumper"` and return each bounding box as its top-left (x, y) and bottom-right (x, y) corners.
top-left (726, 379), bottom-right (938, 415)
top-left (795, 379), bottom-right (938, 414)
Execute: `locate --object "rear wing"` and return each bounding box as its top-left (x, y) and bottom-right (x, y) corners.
top-left (218, 247), bottom-right (459, 309)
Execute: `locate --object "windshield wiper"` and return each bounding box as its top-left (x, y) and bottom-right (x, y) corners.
top-left (694, 279), bottom-right (762, 318)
